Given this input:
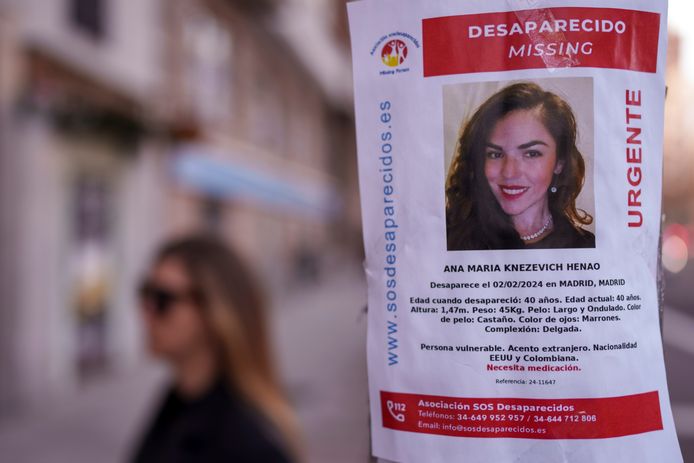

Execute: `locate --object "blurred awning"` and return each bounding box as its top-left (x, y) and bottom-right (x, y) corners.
top-left (171, 144), bottom-right (338, 219)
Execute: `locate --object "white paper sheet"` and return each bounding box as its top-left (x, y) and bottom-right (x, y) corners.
top-left (348, 1), bottom-right (682, 461)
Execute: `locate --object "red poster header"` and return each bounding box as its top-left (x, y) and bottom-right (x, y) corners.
top-left (381, 390), bottom-right (663, 439)
top-left (422, 7), bottom-right (660, 76)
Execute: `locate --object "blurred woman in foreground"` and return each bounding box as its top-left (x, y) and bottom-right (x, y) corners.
top-left (132, 235), bottom-right (300, 463)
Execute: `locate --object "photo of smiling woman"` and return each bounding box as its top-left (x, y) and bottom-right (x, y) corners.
top-left (445, 81), bottom-right (595, 251)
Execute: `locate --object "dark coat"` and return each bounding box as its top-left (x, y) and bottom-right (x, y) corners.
top-left (524, 215), bottom-right (595, 249)
top-left (448, 213), bottom-right (595, 250)
top-left (132, 380), bottom-right (292, 463)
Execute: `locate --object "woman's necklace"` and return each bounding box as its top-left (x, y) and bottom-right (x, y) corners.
top-left (520, 215), bottom-right (553, 242)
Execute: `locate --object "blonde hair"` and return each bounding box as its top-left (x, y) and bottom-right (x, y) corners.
top-left (156, 235), bottom-right (302, 460)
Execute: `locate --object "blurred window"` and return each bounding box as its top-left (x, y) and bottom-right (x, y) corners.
top-left (202, 197), bottom-right (225, 232)
top-left (70, 0), bottom-right (107, 40)
top-left (248, 71), bottom-right (287, 154)
top-left (72, 176), bottom-right (113, 377)
top-left (182, 7), bottom-right (234, 125)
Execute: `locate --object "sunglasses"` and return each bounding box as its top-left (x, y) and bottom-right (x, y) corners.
top-left (138, 281), bottom-right (201, 316)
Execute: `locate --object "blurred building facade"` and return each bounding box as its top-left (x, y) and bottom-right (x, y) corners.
top-left (664, 32), bottom-right (694, 223)
top-left (0, 0), bottom-right (357, 414)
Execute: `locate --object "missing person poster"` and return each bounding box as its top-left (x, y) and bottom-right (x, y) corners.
top-left (347, 0), bottom-right (682, 462)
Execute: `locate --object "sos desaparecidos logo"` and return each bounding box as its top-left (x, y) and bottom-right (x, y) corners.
top-left (371, 32), bottom-right (420, 75)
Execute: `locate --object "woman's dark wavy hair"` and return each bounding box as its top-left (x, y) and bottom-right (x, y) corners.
top-left (445, 82), bottom-right (593, 250)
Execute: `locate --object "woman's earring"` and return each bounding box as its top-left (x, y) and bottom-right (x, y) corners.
top-left (550, 186), bottom-right (558, 193)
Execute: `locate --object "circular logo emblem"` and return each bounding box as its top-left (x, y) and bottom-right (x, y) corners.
top-left (381, 39), bottom-right (408, 67)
